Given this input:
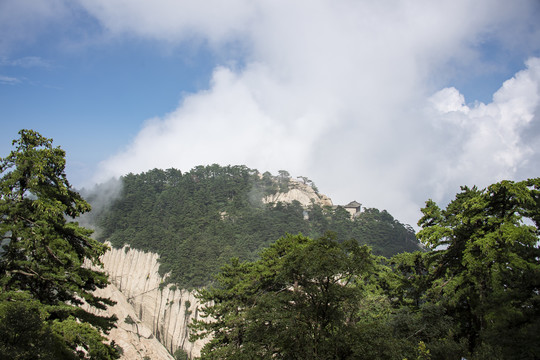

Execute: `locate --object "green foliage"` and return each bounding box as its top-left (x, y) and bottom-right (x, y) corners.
top-left (0, 130), bottom-right (119, 359)
top-left (0, 291), bottom-right (65, 360)
top-left (191, 178), bottom-right (540, 359)
top-left (124, 315), bottom-right (136, 325)
top-left (184, 300), bottom-right (192, 316)
top-left (191, 233), bottom-right (416, 359)
top-left (173, 348), bottom-right (189, 360)
top-left (353, 208), bottom-right (420, 256)
top-left (416, 179), bottom-right (540, 359)
top-left (89, 165), bottom-right (420, 288)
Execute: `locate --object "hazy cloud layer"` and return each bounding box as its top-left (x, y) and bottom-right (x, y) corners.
top-left (87, 0), bottom-right (540, 226)
top-left (0, 75), bottom-right (21, 85)
top-left (6, 0), bottom-right (537, 226)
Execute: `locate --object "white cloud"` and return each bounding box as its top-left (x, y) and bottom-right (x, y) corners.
top-left (0, 75), bottom-right (21, 85)
top-left (95, 64), bottom-right (330, 181)
top-left (0, 56), bottom-right (52, 68)
top-left (429, 88), bottom-right (470, 114)
top-left (77, 0), bottom-right (257, 46)
top-left (426, 58), bottom-right (540, 200)
top-left (82, 0), bottom-right (540, 226)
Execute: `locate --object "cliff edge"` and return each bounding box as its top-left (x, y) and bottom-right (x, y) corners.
top-left (89, 245), bottom-right (205, 359)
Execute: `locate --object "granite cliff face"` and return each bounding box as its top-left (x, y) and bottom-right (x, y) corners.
top-left (88, 283), bottom-right (175, 360)
top-left (263, 179), bottom-right (333, 207)
top-left (92, 245), bottom-right (206, 359)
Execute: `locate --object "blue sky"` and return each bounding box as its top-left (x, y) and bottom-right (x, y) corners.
top-left (0, 14), bottom-right (218, 179)
top-left (1, 0), bottom-right (540, 226)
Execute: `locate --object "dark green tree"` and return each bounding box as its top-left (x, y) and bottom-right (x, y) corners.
top-left (0, 290), bottom-right (65, 359)
top-left (353, 208), bottom-right (419, 257)
top-left (0, 130), bottom-right (119, 359)
top-left (191, 233), bottom-right (410, 359)
top-left (417, 179), bottom-right (540, 359)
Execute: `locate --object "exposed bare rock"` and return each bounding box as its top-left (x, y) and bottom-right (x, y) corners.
top-left (91, 245), bottom-right (206, 359)
top-left (263, 179), bottom-right (333, 207)
top-left (87, 283), bottom-right (175, 360)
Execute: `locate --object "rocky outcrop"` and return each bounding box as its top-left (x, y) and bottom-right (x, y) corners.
top-left (88, 283), bottom-right (175, 360)
top-left (92, 245), bottom-right (206, 359)
top-left (263, 179), bottom-right (333, 207)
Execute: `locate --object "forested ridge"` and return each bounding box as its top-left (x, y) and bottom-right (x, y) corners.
top-left (2, 131), bottom-right (539, 359)
top-left (78, 165), bottom-right (540, 359)
top-left (85, 165), bottom-right (420, 288)
top-left (192, 180), bottom-right (540, 359)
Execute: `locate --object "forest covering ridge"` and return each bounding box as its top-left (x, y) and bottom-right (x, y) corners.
top-left (2, 130), bottom-right (539, 359)
top-left (83, 165), bottom-right (420, 288)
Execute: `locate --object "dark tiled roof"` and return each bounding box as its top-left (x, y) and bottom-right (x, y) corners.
top-left (344, 201), bottom-right (361, 208)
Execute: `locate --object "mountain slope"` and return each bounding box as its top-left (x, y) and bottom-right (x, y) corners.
top-left (86, 165), bottom-right (421, 288)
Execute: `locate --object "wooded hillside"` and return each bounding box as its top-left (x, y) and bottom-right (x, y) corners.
top-left (85, 165), bottom-right (420, 288)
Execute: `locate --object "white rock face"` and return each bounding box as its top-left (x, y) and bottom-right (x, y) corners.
top-left (88, 283), bottom-right (175, 360)
top-left (263, 180), bottom-right (333, 207)
top-left (94, 245), bottom-right (206, 359)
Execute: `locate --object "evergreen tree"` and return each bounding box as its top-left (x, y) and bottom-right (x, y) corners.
top-left (0, 130), bottom-right (119, 359)
top-left (417, 179), bottom-right (540, 359)
top-left (191, 233), bottom-right (411, 359)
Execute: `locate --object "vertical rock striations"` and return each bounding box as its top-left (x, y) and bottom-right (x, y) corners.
top-left (99, 244), bottom-right (205, 359)
top-left (88, 282), bottom-right (175, 360)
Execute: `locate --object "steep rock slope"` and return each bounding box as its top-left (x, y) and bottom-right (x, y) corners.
top-left (88, 283), bottom-right (175, 360)
top-left (263, 179), bottom-right (332, 207)
top-left (97, 244), bottom-right (205, 359)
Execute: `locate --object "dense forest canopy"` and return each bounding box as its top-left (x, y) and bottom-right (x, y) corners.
top-left (85, 165), bottom-right (420, 288)
top-left (193, 179), bottom-right (540, 360)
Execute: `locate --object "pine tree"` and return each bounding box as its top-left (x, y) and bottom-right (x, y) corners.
top-left (0, 130), bottom-right (119, 359)
top-left (417, 179), bottom-right (540, 359)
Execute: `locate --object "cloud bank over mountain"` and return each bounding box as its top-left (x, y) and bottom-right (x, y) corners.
top-left (83, 1), bottom-right (539, 225)
top-left (3, 0), bottom-right (539, 225)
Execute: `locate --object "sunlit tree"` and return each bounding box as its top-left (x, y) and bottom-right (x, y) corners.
top-left (0, 130), bottom-right (119, 359)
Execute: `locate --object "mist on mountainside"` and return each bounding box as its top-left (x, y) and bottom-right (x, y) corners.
top-left (81, 165), bottom-right (421, 288)
top-left (77, 177), bottom-right (123, 237)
